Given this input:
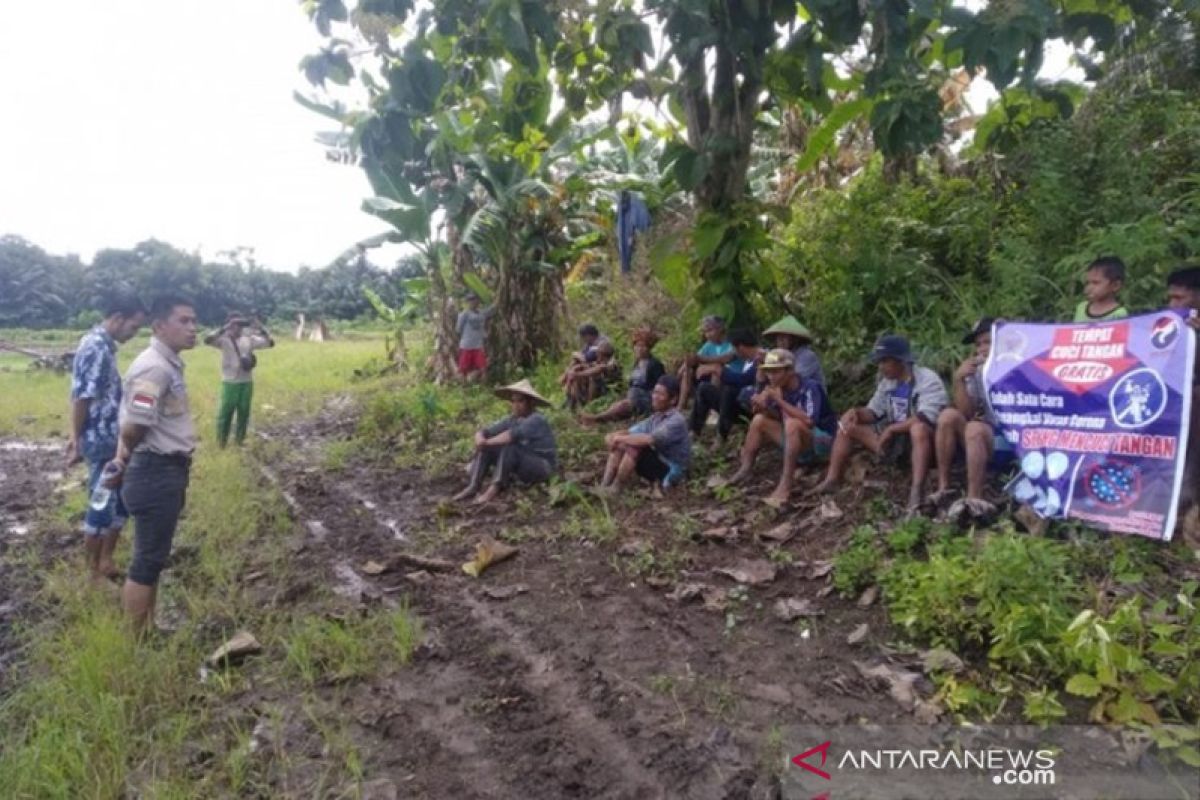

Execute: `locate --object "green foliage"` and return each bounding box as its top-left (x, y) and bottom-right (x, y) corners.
top-left (777, 77), bottom-right (1200, 372)
top-left (883, 532), bottom-right (1082, 671)
top-left (832, 525), bottom-right (882, 597)
top-left (1062, 584), bottom-right (1200, 726)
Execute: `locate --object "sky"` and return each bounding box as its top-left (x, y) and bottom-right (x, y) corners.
top-left (0, 2), bottom-right (1081, 274)
top-left (0, 1), bottom-right (395, 271)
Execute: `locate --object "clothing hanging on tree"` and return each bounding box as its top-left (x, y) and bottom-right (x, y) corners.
top-left (616, 190), bottom-right (651, 274)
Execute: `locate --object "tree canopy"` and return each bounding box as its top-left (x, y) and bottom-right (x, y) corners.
top-left (0, 235), bottom-right (407, 328)
top-left (299, 0), bottom-right (1189, 351)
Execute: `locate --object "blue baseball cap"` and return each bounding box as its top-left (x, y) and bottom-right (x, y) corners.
top-left (870, 334), bottom-right (913, 363)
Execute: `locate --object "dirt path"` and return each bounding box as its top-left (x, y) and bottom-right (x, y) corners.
top-left (253, 418), bottom-right (925, 799)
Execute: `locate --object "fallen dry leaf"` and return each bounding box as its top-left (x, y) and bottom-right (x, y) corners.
top-left (206, 631), bottom-right (262, 667)
top-left (773, 598), bottom-right (824, 622)
top-left (921, 647), bottom-right (965, 675)
top-left (857, 585), bottom-right (879, 607)
top-left (759, 522), bottom-right (796, 544)
top-left (699, 526), bottom-right (738, 542)
top-left (847, 623), bottom-right (869, 645)
top-left (702, 588), bottom-right (729, 613)
top-left (806, 560), bottom-right (834, 580)
top-left (483, 584), bottom-right (528, 601)
top-left (854, 661), bottom-right (941, 722)
top-left (703, 508), bottom-right (734, 526)
top-left (714, 559), bottom-right (777, 586)
top-left (462, 538), bottom-right (518, 578)
top-left (819, 499), bottom-right (844, 520)
top-left (360, 560), bottom-right (387, 576)
top-left (669, 583), bottom-right (708, 602)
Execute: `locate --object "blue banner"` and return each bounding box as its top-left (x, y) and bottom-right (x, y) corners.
top-left (982, 310), bottom-right (1196, 541)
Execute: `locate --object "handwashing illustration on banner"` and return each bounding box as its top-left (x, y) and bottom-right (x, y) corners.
top-left (983, 310), bottom-right (1195, 541)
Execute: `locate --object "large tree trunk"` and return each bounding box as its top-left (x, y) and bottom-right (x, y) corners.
top-left (487, 256), bottom-right (565, 380)
top-left (425, 248), bottom-right (458, 384)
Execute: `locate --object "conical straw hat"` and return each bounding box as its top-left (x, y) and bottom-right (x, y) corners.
top-left (763, 314), bottom-right (813, 342)
top-left (494, 379), bottom-right (551, 407)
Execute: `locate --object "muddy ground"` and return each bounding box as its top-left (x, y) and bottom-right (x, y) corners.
top-left (0, 439), bottom-right (75, 692)
top-left (242, 402), bottom-right (963, 800)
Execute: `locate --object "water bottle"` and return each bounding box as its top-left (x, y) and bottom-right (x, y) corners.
top-left (89, 462), bottom-right (122, 512)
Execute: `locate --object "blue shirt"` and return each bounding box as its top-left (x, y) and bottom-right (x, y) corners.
top-left (697, 340), bottom-right (733, 360)
top-left (71, 326), bottom-right (122, 455)
top-left (767, 380), bottom-right (836, 432)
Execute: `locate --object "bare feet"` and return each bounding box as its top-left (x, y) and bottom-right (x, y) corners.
top-left (452, 485), bottom-right (479, 502)
top-left (473, 485), bottom-right (500, 506)
top-left (807, 478), bottom-right (837, 496)
top-left (98, 559), bottom-right (119, 580)
top-left (906, 486), bottom-right (923, 510)
top-left (762, 491), bottom-right (789, 510)
top-left (926, 488), bottom-right (958, 512)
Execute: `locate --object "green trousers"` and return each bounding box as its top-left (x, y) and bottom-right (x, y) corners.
top-left (217, 381), bottom-right (254, 447)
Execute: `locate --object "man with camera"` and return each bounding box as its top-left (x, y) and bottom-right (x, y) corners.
top-left (204, 312), bottom-right (273, 447)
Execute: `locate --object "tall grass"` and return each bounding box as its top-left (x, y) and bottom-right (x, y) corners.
top-left (0, 331), bottom-right (424, 797)
top-left (0, 334), bottom-right (384, 438)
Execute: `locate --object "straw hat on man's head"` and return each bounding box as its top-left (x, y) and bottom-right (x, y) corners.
top-left (494, 379), bottom-right (551, 408)
top-left (763, 314), bottom-right (813, 343)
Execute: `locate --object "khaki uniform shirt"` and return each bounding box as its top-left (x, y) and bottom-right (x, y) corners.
top-left (210, 332), bottom-right (272, 383)
top-left (119, 337), bottom-right (196, 456)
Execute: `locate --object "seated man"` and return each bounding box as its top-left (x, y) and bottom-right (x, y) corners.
top-left (811, 335), bottom-right (948, 510)
top-left (690, 328), bottom-right (762, 439)
top-left (580, 328), bottom-right (664, 424)
top-left (597, 376), bottom-right (691, 496)
top-left (763, 314), bottom-right (825, 387)
top-left (559, 323), bottom-right (607, 390)
top-left (454, 380), bottom-right (557, 505)
top-left (931, 318), bottom-right (1012, 517)
top-left (718, 349), bottom-right (836, 508)
top-left (564, 340), bottom-right (620, 410)
top-left (1167, 265), bottom-right (1200, 528)
top-left (677, 315), bottom-right (737, 411)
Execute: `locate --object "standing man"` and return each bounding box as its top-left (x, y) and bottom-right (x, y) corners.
top-left (456, 292), bottom-right (493, 383)
top-left (67, 292), bottom-right (147, 584)
top-left (104, 296), bottom-right (198, 634)
top-left (205, 313), bottom-right (273, 447)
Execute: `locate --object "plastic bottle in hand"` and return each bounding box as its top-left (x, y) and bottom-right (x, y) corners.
top-left (89, 462), bottom-right (122, 511)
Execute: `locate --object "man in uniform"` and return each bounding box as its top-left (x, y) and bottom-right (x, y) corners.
top-left (104, 296), bottom-right (198, 634)
top-left (67, 291), bottom-right (147, 584)
top-left (205, 313), bottom-right (274, 447)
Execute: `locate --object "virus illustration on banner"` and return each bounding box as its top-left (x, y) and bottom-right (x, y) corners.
top-left (1084, 460), bottom-right (1141, 508)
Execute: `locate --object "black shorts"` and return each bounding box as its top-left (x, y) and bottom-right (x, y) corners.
top-left (121, 452), bottom-right (190, 586)
top-left (634, 447), bottom-right (670, 483)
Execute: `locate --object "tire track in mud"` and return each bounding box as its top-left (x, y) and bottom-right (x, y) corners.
top-left (259, 458), bottom-right (683, 799)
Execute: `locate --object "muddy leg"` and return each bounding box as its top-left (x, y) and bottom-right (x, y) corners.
top-left (963, 421), bottom-right (994, 501)
top-left (908, 422), bottom-right (933, 509)
top-left (934, 408), bottom-right (965, 494)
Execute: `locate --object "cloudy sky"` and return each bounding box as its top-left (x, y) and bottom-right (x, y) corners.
top-left (0, 1), bottom-right (391, 271)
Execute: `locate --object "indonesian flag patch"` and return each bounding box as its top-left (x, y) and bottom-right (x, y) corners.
top-left (129, 379), bottom-right (161, 412)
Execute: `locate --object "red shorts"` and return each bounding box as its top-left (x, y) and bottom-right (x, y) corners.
top-left (458, 348), bottom-right (487, 373)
